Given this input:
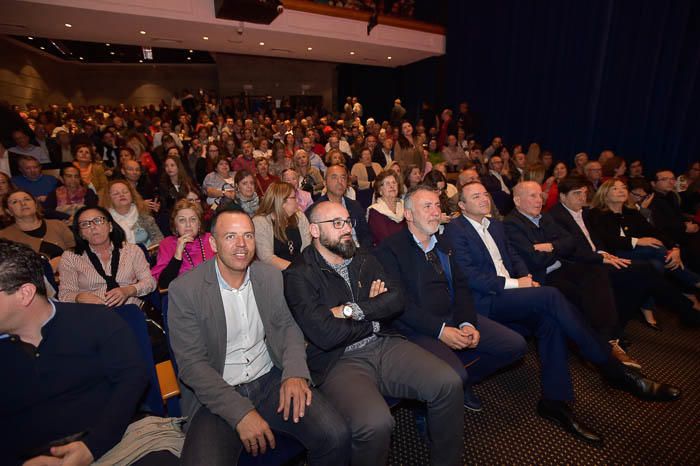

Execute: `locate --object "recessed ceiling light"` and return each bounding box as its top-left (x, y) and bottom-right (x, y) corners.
top-left (110, 51), bottom-right (115, 55)
top-left (189, 49), bottom-right (193, 53)
top-left (307, 47), bottom-right (313, 51)
top-left (350, 51), bottom-right (355, 55)
top-left (64, 23), bottom-right (72, 28)
top-left (27, 36), bottom-right (33, 40)
top-left (259, 42), bottom-right (265, 46)
top-left (40, 46), bottom-right (45, 50)
top-left (387, 56), bottom-right (392, 60)
top-left (202, 36), bottom-right (209, 40)
top-left (139, 30), bottom-right (146, 35)
top-left (106, 43), bottom-right (110, 46)
top-left (139, 59), bottom-right (143, 63)
top-left (187, 57), bottom-right (191, 60)
top-left (79, 56), bottom-right (83, 60)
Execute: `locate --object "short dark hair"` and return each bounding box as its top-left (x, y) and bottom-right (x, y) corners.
top-left (653, 168), bottom-right (674, 180)
top-left (628, 177), bottom-right (652, 194)
top-left (210, 205), bottom-right (249, 236)
top-left (71, 205), bottom-right (126, 255)
top-left (0, 239), bottom-right (46, 296)
top-left (557, 176), bottom-right (589, 195)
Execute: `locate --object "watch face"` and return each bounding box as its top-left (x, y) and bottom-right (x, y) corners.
top-left (343, 306), bottom-right (353, 317)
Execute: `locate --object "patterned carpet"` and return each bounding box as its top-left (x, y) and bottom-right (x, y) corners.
top-left (387, 310), bottom-right (700, 465)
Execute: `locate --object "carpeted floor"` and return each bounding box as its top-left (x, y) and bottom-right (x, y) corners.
top-left (387, 309), bottom-right (700, 465)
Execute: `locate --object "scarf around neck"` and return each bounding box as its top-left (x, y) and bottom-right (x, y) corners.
top-left (367, 197), bottom-right (405, 223)
top-left (110, 204), bottom-right (139, 244)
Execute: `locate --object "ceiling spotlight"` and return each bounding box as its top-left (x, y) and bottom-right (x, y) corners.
top-left (202, 36), bottom-right (209, 40)
top-left (350, 51), bottom-right (355, 55)
top-left (387, 56), bottom-right (392, 60)
top-left (27, 36), bottom-right (33, 40)
top-left (139, 30), bottom-right (146, 35)
top-left (64, 23), bottom-right (72, 28)
top-left (139, 59), bottom-right (143, 63)
top-left (189, 49), bottom-right (193, 53)
top-left (307, 47), bottom-right (312, 51)
top-left (259, 42), bottom-right (265, 46)
top-left (187, 57), bottom-right (191, 60)
top-left (106, 43), bottom-right (110, 46)
top-left (40, 46), bottom-right (45, 50)
top-left (110, 51), bottom-right (115, 55)
top-left (79, 56), bottom-right (84, 60)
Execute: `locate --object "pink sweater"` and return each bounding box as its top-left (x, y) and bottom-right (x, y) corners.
top-left (151, 233), bottom-right (215, 281)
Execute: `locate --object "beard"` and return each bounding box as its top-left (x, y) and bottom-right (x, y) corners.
top-left (320, 232), bottom-right (356, 259)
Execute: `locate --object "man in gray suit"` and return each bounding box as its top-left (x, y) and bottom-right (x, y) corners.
top-left (168, 208), bottom-right (350, 466)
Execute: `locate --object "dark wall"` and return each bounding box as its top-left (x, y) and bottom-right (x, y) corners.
top-left (446, 0), bottom-right (700, 172)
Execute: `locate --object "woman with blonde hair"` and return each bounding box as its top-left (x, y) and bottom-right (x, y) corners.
top-left (101, 179), bottom-right (163, 248)
top-left (72, 143), bottom-right (108, 196)
top-left (252, 181), bottom-right (311, 270)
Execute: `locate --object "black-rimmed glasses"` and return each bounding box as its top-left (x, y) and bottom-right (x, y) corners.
top-left (315, 217), bottom-right (356, 229)
top-left (78, 216), bottom-right (108, 229)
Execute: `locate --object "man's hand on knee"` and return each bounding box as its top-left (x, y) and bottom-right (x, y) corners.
top-left (236, 410), bottom-right (276, 456)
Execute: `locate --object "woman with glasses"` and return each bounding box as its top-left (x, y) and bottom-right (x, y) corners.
top-left (58, 206), bottom-right (156, 306)
top-left (0, 189), bottom-right (75, 271)
top-left (151, 198), bottom-right (214, 289)
top-left (253, 181), bottom-right (311, 270)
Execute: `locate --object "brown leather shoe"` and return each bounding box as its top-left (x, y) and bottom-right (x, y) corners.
top-left (610, 339), bottom-right (641, 370)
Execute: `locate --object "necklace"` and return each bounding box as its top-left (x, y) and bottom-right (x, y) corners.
top-left (183, 236), bottom-right (206, 267)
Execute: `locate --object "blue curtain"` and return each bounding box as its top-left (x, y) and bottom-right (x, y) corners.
top-left (447, 0), bottom-right (700, 172)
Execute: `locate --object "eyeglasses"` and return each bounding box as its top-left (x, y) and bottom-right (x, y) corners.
top-left (78, 216), bottom-right (108, 229)
top-left (315, 217), bottom-right (356, 229)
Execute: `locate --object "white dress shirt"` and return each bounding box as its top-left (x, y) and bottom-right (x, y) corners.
top-left (464, 215), bottom-right (519, 289)
top-left (215, 262), bottom-right (274, 387)
top-left (562, 204), bottom-right (596, 251)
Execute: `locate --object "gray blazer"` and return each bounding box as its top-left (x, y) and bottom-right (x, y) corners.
top-left (168, 258), bottom-right (311, 429)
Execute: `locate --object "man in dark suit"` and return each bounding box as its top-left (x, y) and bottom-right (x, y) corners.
top-left (444, 181), bottom-right (680, 444)
top-left (375, 186), bottom-right (527, 411)
top-left (168, 209), bottom-right (350, 465)
top-left (312, 164), bottom-right (372, 249)
top-left (366, 134), bottom-right (387, 168)
top-left (549, 176), bottom-right (700, 330)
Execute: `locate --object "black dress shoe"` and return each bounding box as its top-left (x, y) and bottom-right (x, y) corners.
top-left (610, 367), bottom-right (682, 402)
top-left (536, 400), bottom-right (603, 444)
top-left (642, 320), bottom-right (663, 332)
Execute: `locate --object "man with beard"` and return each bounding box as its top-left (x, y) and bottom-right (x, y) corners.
top-left (283, 201), bottom-right (464, 466)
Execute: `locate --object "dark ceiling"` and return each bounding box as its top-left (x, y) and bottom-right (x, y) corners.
top-left (11, 35), bottom-right (215, 64)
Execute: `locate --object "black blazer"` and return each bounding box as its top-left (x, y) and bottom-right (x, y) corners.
top-left (547, 203), bottom-right (605, 265)
top-left (503, 210), bottom-right (577, 284)
top-left (587, 207), bottom-right (673, 251)
top-left (375, 227), bottom-right (478, 338)
top-left (648, 191), bottom-right (687, 246)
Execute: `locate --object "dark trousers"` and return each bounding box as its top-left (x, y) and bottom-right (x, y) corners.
top-left (181, 367), bottom-right (350, 466)
top-left (405, 314), bottom-right (527, 388)
top-left (546, 262), bottom-right (619, 340)
top-left (319, 337), bottom-right (464, 466)
top-left (485, 286), bottom-right (613, 401)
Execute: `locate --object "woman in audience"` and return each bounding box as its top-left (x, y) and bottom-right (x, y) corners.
top-left (403, 164), bottom-right (424, 193)
top-left (422, 170), bottom-right (458, 222)
top-left (281, 168), bottom-right (313, 212)
top-left (542, 162), bottom-right (568, 212)
top-left (126, 135), bottom-right (158, 178)
top-left (602, 156), bottom-right (628, 182)
top-left (102, 180), bottom-right (163, 248)
top-left (159, 154), bottom-right (199, 214)
top-left (367, 170), bottom-right (406, 246)
top-left (293, 149), bottom-right (324, 198)
top-left (255, 157), bottom-right (279, 196)
top-left (195, 142), bottom-right (221, 185)
top-left (270, 142), bottom-right (292, 176)
top-left (44, 165), bottom-right (99, 221)
top-left (351, 147), bottom-right (383, 209)
top-left (72, 143), bottom-right (108, 196)
top-left (394, 121), bottom-right (425, 173)
top-left (0, 189), bottom-right (75, 270)
top-left (58, 205), bottom-right (156, 306)
top-left (571, 152), bottom-right (589, 176)
top-left (0, 172), bottom-right (16, 228)
top-left (497, 145), bottom-right (514, 181)
top-left (325, 148), bottom-right (346, 168)
top-left (233, 170), bottom-right (260, 216)
top-left (252, 181), bottom-right (311, 270)
top-left (202, 154), bottom-right (236, 206)
top-left (151, 199), bottom-right (214, 289)
top-left (284, 131), bottom-right (297, 158)
top-left (223, 138), bottom-right (238, 158)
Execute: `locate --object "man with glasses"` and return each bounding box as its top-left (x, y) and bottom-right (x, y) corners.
top-left (649, 168), bottom-right (700, 272)
top-left (283, 201), bottom-right (464, 466)
top-left (375, 185), bottom-right (527, 412)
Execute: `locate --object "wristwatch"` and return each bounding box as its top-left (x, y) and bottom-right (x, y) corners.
top-left (342, 305), bottom-right (353, 319)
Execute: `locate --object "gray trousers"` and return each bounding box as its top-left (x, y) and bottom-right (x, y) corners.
top-left (319, 336), bottom-right (464, 466)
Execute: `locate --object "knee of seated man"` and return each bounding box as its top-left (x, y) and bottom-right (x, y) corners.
top-left (429, 360), bottom-right (465, 396)
top-left (353, 407), bottom-right (395, 439)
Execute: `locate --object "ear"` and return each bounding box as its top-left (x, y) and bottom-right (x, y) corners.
top-left (309, 222), bottom-right (320, 239)
top-left (208, 233), bottom-right (218, 254)
top-left (404, 208), bottom-right (413, 223)
top-left (17, 283), bottom-right (38, 307)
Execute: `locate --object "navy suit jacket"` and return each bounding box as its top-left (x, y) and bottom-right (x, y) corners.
top-left (444, 215), bottom-right (529, 316)
top-left (375, 227), bottom-right (478, 338)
